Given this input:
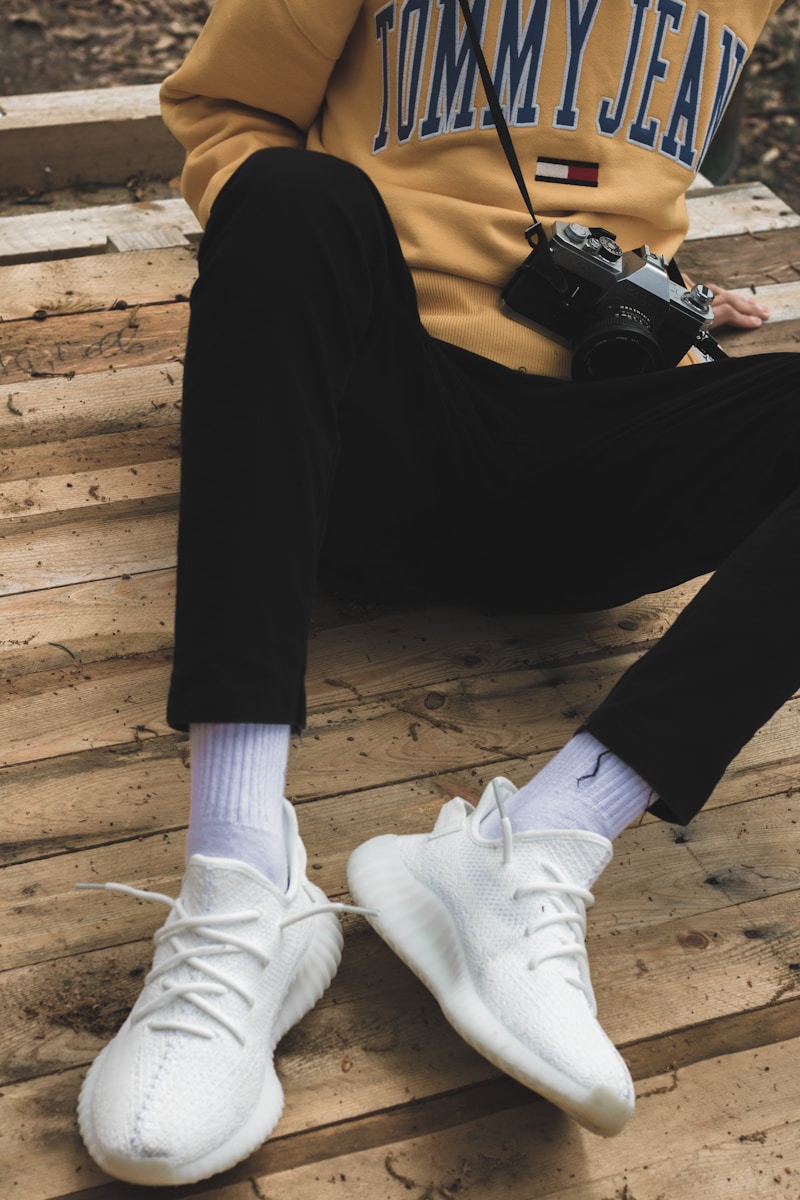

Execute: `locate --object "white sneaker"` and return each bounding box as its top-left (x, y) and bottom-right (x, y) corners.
top-left (78, 802), bottom-right (347, 1186)
top-left (346, 777), bottom-right (635, 1137)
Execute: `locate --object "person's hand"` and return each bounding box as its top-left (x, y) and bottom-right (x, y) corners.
top-left (705, 282), bottom-right (771, 331)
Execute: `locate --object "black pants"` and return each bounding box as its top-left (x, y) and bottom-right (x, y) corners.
top-left (167, 148), bottom-right (800, 825)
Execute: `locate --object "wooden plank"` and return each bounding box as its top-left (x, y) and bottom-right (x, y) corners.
top-left (679, 224), bottom-right (800, 291)
top-left (3, 578), bottom-right (719, 779)
top-left (1, 474), bottom-right (706, 656)
top-left (685, 181), bottom-right (800, 241)
top-left (0, 459), bottom-right (179, 520)
top-left (0, 198), bottom-right (201, 266)
top-left (0, 1069), bottom-right (108, 1199)
top-left (5, 1030), bottom-right (800, 1200)
top-left (0, 246), bottom-right (196, 322)
top-left (0, 424), bottom-right (180, 487)
top-left (0, 90), bottom-right (788, 233)
top-left (1, 283), bottom-right (795, 393)
top-left (3, 570), bottom-right (700, 688)
top-left (0, 85), bottom-right (183, 193)
top-left (249, 886), bottom-right (798, 1108)
top-left (649, 790), bottom-right (800, 913)
top-left (0, 650), bottom-right (175, 772)
top-left (6, 600), bottom-right (724, 777)
top-left (0, 650), bottom-right (575, 772)
top-left (694, 699), bottom-right (800, 811)
top-left (0, 584), bottom-right (700, 768)
top-left (6, 853), bottom-right (795, 1037)
top-left (3, 893), bottom-right (797, 1159)
top-left (106, 226), bottom-right (190, 252)
top-left (0, 181), bottom-right (791, 269)
top-left (0, 742), bottom-right (534, 870)
top-left (0, 569), bottom-right (175, 677)
top-left (0, 736), bottom-right (190, 866)
top-left (2, 608), bottom-right (798, 791)
top-left (0, 726), bottom-right (795, 1176)
top-left (0, 85), bottom-right (163, 132)
top-left (4, 1000), bottom-right (800, 1200)
top-left (0, 508), bottom-right (177, 597)
top-left (1, 361), bottom-right (182, 449)
top-left (718, 315), bottom-right (800, 357)
top-left (593, 892), bottom-right (800, 1045)
top-left (0, 303), bottom-right (189, 384)
top-left (227, 1038), bottom-right (800, 1200)
top-left (6, 1032), bottom-right (800, 1200)
top-left (305, 586), bottom-right (700, 708)
top-left (0, 285), bottom-right (789, 397)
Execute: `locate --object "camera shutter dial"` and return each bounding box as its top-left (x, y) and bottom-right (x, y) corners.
top-left (595, 236), bottom-right (622, 263)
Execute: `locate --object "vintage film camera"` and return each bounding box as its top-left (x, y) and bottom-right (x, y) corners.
top-left (501, 220), bottom-right (718, 381)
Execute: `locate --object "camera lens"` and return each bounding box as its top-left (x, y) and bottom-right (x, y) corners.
top-left (571, 303), bottom-right (663, 381)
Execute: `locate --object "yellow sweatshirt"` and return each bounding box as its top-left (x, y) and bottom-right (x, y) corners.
top-left (161, 0), bottom-right (781, 379)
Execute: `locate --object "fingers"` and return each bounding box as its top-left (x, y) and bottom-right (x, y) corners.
top-left (706, 282), bottom-right (771, 331)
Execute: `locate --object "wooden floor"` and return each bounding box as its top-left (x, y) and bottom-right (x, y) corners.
top-left (3, 96), bottom-right (800, 1199)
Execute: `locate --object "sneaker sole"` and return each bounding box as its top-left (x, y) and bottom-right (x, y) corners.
top-left (78, 897), bottom-right (343, 1186)
top-left (347, 835), bottom-right (633, 1138)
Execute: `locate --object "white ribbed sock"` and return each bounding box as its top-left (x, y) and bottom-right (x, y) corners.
top-left (481, 731), bottom-right (656, 841)
top-left (186, 722), bottom-right (291, 889)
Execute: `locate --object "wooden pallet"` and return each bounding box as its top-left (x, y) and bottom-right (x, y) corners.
top-left (2, 87), bottom-right (800, 1200)
top-left (0, 85), bottom-right (183, 192)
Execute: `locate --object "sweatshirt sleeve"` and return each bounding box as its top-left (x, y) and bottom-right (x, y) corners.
top-left (159, 0), bottom-right (362, 227)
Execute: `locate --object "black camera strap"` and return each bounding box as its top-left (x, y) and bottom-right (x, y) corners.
top-left (457, 0), bottom-right (537, 230)
top-left (456, 0), bottom-right (566, 289)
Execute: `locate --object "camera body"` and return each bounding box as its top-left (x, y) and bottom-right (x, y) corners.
top-left (501, 221), bottom-right (715, 381)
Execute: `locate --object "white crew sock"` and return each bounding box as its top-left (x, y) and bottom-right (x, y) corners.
top-left (186, 722), bottom-right (292, 889)
top-left (481, 731), bottom-right (656, 841)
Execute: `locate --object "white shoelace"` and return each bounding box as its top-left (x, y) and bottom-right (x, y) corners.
top-left (492, 788), bottom-right (595, 1000)
top-left (78, 879), bottom-right (370, 1043)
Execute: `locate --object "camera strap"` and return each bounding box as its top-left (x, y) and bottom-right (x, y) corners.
top-left (457, 0), bottom-right (566, 289)
top-left (457, 0), bottom-right (536, 230)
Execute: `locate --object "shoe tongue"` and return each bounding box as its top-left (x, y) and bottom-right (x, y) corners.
top-left (181, 855), bottom-right (273, 916)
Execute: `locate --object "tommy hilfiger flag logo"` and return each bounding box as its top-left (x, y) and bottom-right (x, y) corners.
top-left (535, 157), bottom-right (600, 187)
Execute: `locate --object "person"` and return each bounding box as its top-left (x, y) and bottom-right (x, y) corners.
top-left (76, 0), bottom-right (797, 1187)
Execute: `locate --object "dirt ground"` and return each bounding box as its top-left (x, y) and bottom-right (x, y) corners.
top-left (0, 0), bottom-right (210, 93)
top-left (1, 0), bottom-right (799, 212)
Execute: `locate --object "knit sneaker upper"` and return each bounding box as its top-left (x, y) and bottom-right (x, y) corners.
top-left (348, 777), bottom-right (634, 1132)
top-left (78, 802), bottom-right (346, 1183)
